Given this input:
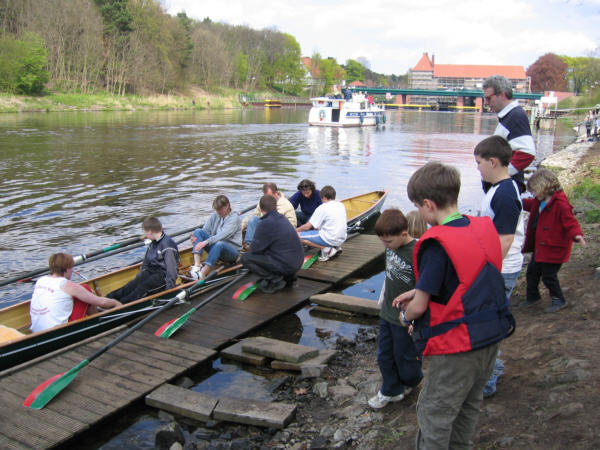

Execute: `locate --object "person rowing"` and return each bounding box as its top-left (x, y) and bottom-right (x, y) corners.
top-left (30, 253), bottom-right (121, 333)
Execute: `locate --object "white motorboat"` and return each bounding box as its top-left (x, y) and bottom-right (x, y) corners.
top-left (308, 92), bottom-right (386, 127)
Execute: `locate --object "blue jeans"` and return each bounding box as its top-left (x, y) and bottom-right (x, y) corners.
top-left (377, 318), bottom-right (423, 397)
top-left (295, 210), bottom-right (311, 226)
top-left (502, 271), bottom-right (520, 303)
top-left (192, 229), bottom-right (239, 268)
top-left (299, 230), bottom-right (329, 247)
top-left (244, 215), bottom-right (260, 245)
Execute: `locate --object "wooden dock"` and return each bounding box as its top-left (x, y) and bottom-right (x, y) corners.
top-left (0, 234), bottom-right (383, 449)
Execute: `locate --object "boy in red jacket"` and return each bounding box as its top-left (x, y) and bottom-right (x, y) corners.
top-left (520, 168), bottom-right (585, 312)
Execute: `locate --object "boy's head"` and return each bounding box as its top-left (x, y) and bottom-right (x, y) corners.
top-left (320, 185), bottom-right (336, 201)
top-left (473, 136), bottom-right (512, 183)
top-left (527, 168), bottom-right (561, 200)
top-left (259, 194), bottom-right (277, 213)
top-left (406, 210), bottom-right (428, 238)
top-left (49, 252), bottom-right (74, 276)
top-left (213, 195), bottom-right (232, 217)
top-left (407, 162), bottom-right (460, 211)
top-left (142, 216), bottom-right (163, 240)
top-left (375, 209), bottom-right (412, 249)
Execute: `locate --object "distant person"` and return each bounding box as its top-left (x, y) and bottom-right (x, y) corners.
top-left (482, 75), bottom-right (536, 192)
top-left (520, 168), bottom-right (585, 313)
top-left (585, 115), bottom-right (592, 138)
top-left (345, 88), bottom-right (353, 101)
top-left (107, 217), bottom-right (179, 303)
top-left (406, 210), bottom-right (428, 239)
top-left (369, 209), bottom-right (422, 409)
top-left (189, 195), bottom-right (242, 280)
top-left (241, 195), bottom-right (304, 293)
top-left (242, 182), bottom-right (296, 249)
top-left (30, 253), bottom-right (121, 333)
top-left (296, 185), bottom-right (347, 261)
top-left (289, 179), bottom-right (322, 226)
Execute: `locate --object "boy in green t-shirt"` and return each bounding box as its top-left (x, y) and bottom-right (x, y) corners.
top-left (368, 209), bottom-right (423, 409)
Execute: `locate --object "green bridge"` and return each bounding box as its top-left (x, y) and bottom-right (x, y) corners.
top-left (347, 87), bottom-right (543, 100)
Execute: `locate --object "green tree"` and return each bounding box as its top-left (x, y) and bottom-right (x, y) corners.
top-left (345, 59), bottom-right (365, 83)
top-left (0, 33), bottom-right (49, 94)
top-left (561, 55), bottom-right (600, 95)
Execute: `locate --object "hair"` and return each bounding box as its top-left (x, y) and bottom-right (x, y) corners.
top-left (527, 168), bottom-right (561, 198)
top-left (262, 182), bottom-right (278, 194)
top-left (297, 179), bottom-right (316, 192)
top-left (406, 210), bottom-right (428, 238)
top-left (259, 194), bottom-right (277, 213)
top-left (482, 75), bottom-right (513, 99)
top-left (142, 216), bottom-right (163, 232)
top-left (407, 162), bottom-right (460, 208)
top-left (212, 195), bottom-right (231, 210)
top-left (473, 135), bottom-right (512, 166)
top-left (320, 185), bottom-right (336, 200)
top-left (375, 208), bottom-right (408, 236)
top-left (49, 253), bottom-right (74, 276)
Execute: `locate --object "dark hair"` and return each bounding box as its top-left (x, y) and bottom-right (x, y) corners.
top-left (262, 182), bottom-right (278, 194)
top-left (375, 209), bottom-right (408, 236)
top-left (297, 179), bottom-right (316, 192)
top-left (482, 75), bottom-right (513, 99)
top-left (527, 168), bottom-right (561, 198)
top-left (320, 185), bottom-right (336, 200)
top-left (474, 135), bottom-right (512, 166)
top-left (259, 194), bottom-right (277, 213)
top-left (407, 162), bottom-right (460, 208)
top-left (142, 216), bottom-right (163, 232)
top-left (49, 253), bottom-right (74, 276)
top-left (212, 195), bottom-right (230, 210)
top-left (406, 210), bottom-right (428, 238)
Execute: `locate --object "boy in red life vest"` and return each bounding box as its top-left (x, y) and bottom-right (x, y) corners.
top-left (393, 162), bottom-right (515, 449)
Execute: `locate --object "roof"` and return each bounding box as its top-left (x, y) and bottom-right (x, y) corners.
top-left (413, 53), bottom-right (434, 72)
top-left (301, 57), bottom-right (312, 71)
top-left (433, 64), bottom-right (526, 80)
top-left (349, 80), bottom-right (367, 87)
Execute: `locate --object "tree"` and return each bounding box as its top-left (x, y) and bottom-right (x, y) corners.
top-left (345, 59), bottom-right (364, 83)
top-left (561, 55), bottom-right (600, 95)
top-left (527, 53), bottom-right (567, 92)
top-left (0, 32), bottom-right (49, 94)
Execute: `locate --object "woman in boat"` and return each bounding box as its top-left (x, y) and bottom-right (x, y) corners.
top-left (288, 179), bottom-right (322, 226)
top-left (29, 253), bottom-right (122, 333)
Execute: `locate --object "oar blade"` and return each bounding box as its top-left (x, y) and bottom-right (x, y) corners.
top-left (233, 281), bottom-right (258, 301)
top-left (154, 317), bottom-right (177, 337)
top-left (302, 253), bottom-right (319, 269)
top-left (24, 360), bottom-right (89, 409)
top-left (158, 308), bottom-right (196, 339)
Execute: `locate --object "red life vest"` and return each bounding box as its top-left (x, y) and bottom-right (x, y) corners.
top-left (412, 216), bottom-right (515, 356)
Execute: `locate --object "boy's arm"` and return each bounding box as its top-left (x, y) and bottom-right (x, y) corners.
top-left (404, 289), bottom-right (430, 321)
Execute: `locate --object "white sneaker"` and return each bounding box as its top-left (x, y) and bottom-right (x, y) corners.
top-left (189, 265), bottom-right (203, 280)
top-left (318, 246), bottom-right (339, 262)
top-left (368, 388), bottom-right (412, 409)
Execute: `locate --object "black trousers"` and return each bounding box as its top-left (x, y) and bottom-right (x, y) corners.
top-left (107, 269), bottom-right (165, 304)
top-left (526, 257), bottom-right (564, 301)
top-left (241, 253), bottom-right (296, 294)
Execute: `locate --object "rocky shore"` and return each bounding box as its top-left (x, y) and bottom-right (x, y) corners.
top-left (153, 141), bottom-right (600, 450)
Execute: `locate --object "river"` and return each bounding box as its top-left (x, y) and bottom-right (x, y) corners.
top-left (0, 109), bottom-right (574, 305)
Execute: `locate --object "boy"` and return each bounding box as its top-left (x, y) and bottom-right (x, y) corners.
top-left (393, 162), bottom-right (514, 449)
top-left (474, 135), bottom-right (525, 397)
top-left (107, 217), bottom-right (179, 303)
top-left (369, 209), bottom-right (423, 409)
top-left (296, 185), bottom-right (347, 261)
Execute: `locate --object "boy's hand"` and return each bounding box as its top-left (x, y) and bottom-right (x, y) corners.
top-left (574, 235), bottom-right (586, 246)
top-left (392, 289), bottom-right (415, 309)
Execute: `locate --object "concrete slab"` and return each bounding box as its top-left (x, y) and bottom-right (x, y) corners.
top-left (271, 349), bottom-right (337, 371)
top-left (213, 396), bottom-right (296, 429)
top-left (220, 341), bottom-right (268, 366)
top-left (241, 336), bottom-right (318, 363)
top-left (309, 293), bottom-right (380, 316)
top-left (145, 383), bottom-right (218, 422)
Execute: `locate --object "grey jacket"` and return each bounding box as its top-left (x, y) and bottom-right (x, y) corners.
top-left (202, 210), bottom-right (242, 249)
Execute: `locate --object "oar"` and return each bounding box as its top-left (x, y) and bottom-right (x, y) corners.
top-left (155, 270), bottom-right (248, 338)
top-left (301, 252), bottom-right (319, 269)
top-left (232, 280), bottom-right (259, 301)
top-left (22, 270), bottom-right (225, 410)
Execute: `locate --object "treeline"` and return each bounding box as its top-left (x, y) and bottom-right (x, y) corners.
top-left (0, 0), bottom-right (403, 97)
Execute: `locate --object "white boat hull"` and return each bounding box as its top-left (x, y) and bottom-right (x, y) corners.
top-left (308, 96), bottom-right (386, 127)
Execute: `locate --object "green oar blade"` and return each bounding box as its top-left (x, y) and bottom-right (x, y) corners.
top-left (302, 253), bottom-right (319, 269)
top-left (158, 307), bottom-right (197, 339)
top-left (24, 360), bottom-right (89, 409)
top-left (233, 281), bottom-right (258, 301)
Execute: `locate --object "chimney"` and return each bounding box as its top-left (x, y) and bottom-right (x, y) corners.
top-left (432, 54), bottom-right (435, 66)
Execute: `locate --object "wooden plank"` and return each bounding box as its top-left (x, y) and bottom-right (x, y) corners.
top-left (220, 341), bottom-right (268, 366)
top-left (241, 337), bottom-right (318, 363)
top-left (213, 396), bottom-right (296, 429)
top-left (0, 433), bottom-right (30, 450)
top-left (146, 383), bottom-right (218, 422)
top-left (271, 349), bottom-right (336, 371)
top-left (134, 331), bottom-right (217, 361)
top-left (309, 293), bottom-right (380, 316)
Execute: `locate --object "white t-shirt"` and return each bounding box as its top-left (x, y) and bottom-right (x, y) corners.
top-left (30, 275), bottom-right (73, 333)
top-left (309, 200), bottom-right (347, 247)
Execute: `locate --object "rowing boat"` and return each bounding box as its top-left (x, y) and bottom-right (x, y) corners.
top-left (0, 190), bottom-right (387, 371)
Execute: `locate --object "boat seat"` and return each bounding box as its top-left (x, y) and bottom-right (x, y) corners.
top-left (0, 325), bottom-right (25, 344)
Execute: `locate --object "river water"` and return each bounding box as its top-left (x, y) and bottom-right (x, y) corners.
top-left (0, 109), bottom-right (574, 305)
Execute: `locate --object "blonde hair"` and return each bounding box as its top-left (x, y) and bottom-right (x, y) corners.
top-left (406, 210), bottom-right (428, 238)
top-left (49, 253), bottom-right (74, 276)
top-left (527, 168), bottom-right (561, 199)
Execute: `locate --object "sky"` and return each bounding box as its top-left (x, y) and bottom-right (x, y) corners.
top-left (162, 0), bottom-right (599, 75)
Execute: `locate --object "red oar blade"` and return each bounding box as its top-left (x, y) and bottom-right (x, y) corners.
top-left (157, 308), bottom-right (196, 339)
top-left (302, 253), bottom-right (319, 269)
top-left (154, 318), bottom-right (177, 336)
top-left (24, 360), bottom-right (89, 409)
top-left (232, 281), bottom-right (258, 301)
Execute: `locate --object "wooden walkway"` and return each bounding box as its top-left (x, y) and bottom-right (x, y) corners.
top-left (0, 234), bottom-right (383, 449)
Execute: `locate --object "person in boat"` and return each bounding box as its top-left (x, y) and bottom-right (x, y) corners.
top-left (296, 185), bottom-right (347, 262)
top-left (107, 217), bottom-right (179, 303)
top-left (241, 195), bottom-right (304, 293)
top-left (30, 253), bottom-right (121, 333)
top-left (242, 182), bottom-right (296, 250)
top-left (345, 88), bottom-right (353, 101)
top-left (288, 179), bottom-right (322, 226)
top-left (189, 195), bottom-right (242, 280)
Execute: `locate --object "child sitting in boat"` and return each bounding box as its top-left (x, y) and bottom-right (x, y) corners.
top-left (30, 253), bottom-right (121, 333)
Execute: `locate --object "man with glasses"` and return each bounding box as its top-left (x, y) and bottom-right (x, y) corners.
top-left (289, 179), bottom-right (322, 226)
top-left (482, 75), bottom-right (536, 193)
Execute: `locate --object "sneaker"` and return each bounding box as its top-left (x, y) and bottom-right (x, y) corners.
top-left (318, 246), bottom-right (340, 262)
top-left (519, 298), bottom-right (540, 308)
top-left (189, 265), bottom-right (203, 280)
top-left (368, 388), bottom-right (412, 409)
top-left (546, 298), bottom-right (567, 313)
